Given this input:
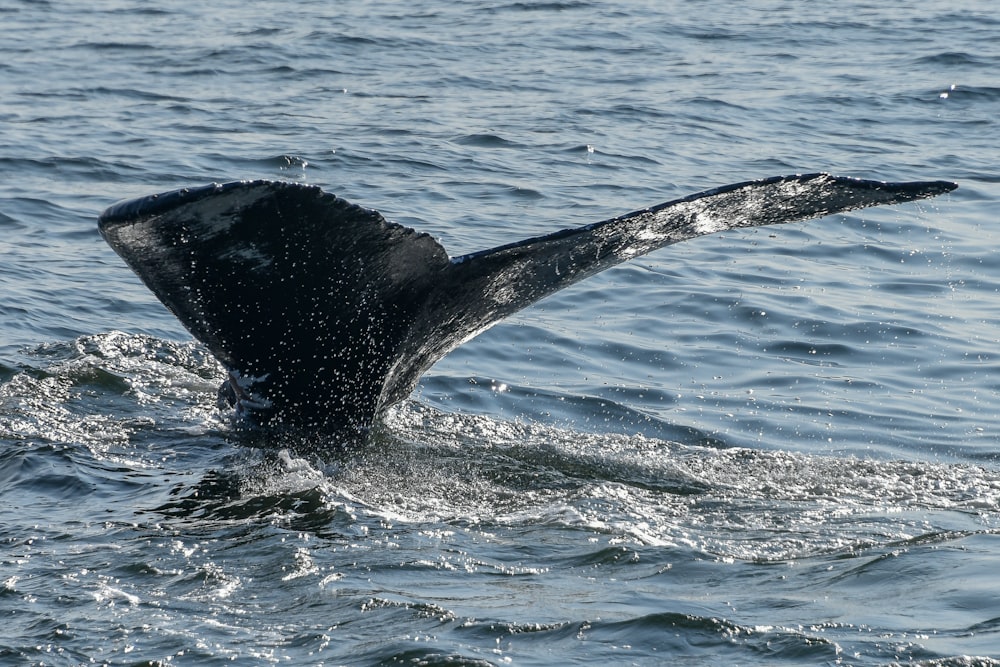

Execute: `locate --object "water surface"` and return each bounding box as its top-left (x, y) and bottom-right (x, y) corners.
top-left (2, 1), bottom-right (999, 664)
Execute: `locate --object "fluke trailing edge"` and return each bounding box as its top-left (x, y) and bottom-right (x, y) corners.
top-left (98, 173), bottom-right (955, 441)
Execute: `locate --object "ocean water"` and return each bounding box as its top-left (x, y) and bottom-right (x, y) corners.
top-left (1, 0), bottom-right (999, 664)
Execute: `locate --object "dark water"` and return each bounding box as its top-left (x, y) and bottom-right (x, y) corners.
top-left (2, 1), bottom-right (999, 664)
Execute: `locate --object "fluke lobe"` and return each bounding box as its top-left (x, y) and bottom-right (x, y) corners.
top-left (98, 173), bottom-right (956, 443)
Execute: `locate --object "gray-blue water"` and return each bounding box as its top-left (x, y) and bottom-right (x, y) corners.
top-left (2, 1), bottom-right (998, 664)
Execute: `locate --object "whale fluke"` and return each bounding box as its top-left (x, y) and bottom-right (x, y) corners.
top-left (98, 173), bottom-right (955, 441)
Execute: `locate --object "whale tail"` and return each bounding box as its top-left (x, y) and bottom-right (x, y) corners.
top-left (98, 173), bottom-right (955, 441)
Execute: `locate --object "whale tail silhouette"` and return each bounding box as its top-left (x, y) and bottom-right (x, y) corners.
top-left (98, 173), bottom-right (955, 441)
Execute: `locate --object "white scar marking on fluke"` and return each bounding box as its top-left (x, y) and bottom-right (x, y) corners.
top-left (692, 211), bottom-right (728, 235)
top-left (218, 243), bottom-right (273, 269)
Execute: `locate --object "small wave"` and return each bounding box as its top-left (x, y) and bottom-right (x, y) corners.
top-left (0, 210), bottom-right (24, 229)
top-left (913, 51), bottom-right (990, 67)
top-left (492, 1), bottom-right (591, 11)
top-left (302, 31), bottom-right (381, 49)
top-left (451, 133), bottom-right (522, 148)
top-left (251, 154), bottom-right (311, 171)
top-left (0, 154), bottom-right (138, 182)
top-left (84, 42), bottom-right (155, 54)
top-left (588, 612), bottom-right (840, 661)
top-left (935, 84), bottom-right (1000, 102)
